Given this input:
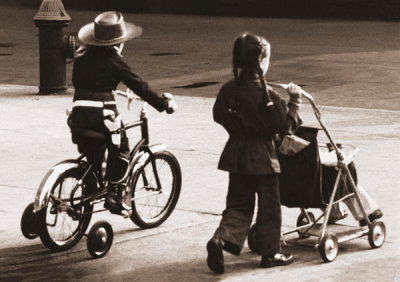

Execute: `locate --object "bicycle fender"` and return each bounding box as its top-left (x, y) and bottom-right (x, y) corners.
top-left (33, 160), bottom-right (84, 212)
top-left (131, 144), bottom-right (166, 173)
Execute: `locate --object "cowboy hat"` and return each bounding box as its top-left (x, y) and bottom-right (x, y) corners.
top-left (78, 11), bottom-right (142, 46)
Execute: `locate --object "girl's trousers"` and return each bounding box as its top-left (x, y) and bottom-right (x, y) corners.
top-left (213, 173), bottom-right (281, 257)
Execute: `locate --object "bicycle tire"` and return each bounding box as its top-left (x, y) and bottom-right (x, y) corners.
top-left (21, 202), bottom-right (39, 239)
top-left (129, 150), bottom-right (181, 228)
top-left (36, 167), bottom-right (94, 251)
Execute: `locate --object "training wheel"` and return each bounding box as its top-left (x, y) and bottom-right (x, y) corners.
top-left (247, 224), bottom-right (257, 252)
top-left (21, 203), bottom-right (39, 239)
top-left (368, 220), bottom-right (386, 248)
top-left (319, 234), bottom-right (339, 262)
top-left (87, 221), bottom-right (113, 259)
top-left (296, 211), bottom-right (315, 238)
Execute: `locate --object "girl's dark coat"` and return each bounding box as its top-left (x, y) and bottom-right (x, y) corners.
top-left (213, 71), bottom-right (300, 175)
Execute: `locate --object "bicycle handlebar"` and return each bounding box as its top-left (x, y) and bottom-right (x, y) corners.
top-left (113, 89), bottom-right (141, 99)
top-left (113, 89), bottom-right (140, 111)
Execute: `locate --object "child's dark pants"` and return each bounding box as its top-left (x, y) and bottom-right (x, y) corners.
top-left (70, 106), bottom-right (130, 183)
top-left (213, 173), bottom-right (281, 257)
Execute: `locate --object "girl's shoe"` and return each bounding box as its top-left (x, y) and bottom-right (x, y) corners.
top-left (260, 253), bottom-right (294, 268)
top-left (206, 238), bottom-right (224, 274)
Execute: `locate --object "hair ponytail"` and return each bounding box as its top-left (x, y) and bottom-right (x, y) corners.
top-left (232, 34), bottom-right (247, 81)
top-left (257, 63), bottom-right (273, 109)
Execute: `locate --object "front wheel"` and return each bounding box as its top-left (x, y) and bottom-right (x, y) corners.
top-left (368, 220), bottom-right (386, 248)
top-left (319, 234), bottom-right (339, 262)
top-left (36, 167), bottom-right (94, 251)
top-left (129, 151), bottom-right (181, 228)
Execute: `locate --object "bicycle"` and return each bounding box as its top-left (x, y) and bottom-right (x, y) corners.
top-left (21, 90), bottom-right (182, 252)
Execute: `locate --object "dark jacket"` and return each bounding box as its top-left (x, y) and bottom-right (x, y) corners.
top-left (72, 47), bottom-right (168, 112)
top-left (213, 71), bottom-right (301, 175)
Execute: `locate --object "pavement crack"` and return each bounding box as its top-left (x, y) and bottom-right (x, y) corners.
top-left (0, 184), bottom-right (32, 190)
top-left (174, 207), bottom-right (221, 216)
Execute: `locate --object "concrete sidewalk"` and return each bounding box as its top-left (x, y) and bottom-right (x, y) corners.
top-left (0, 85), bottom-right (399, 281)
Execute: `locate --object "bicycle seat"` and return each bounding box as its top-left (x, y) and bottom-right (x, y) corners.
top-left (71, 128), bottom-right (106, 141)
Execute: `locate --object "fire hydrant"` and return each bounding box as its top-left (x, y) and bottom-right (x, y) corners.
top-left (33, 0), bottom-right (76, 94)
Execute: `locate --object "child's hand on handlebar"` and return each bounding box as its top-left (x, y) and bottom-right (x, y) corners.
top-left (287, 82), bottom-right (302, 106)
top-left (163, 92), bottom-right (178, 114)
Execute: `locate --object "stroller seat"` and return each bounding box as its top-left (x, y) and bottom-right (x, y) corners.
top-left (278, 126), bottom-right (357, 209)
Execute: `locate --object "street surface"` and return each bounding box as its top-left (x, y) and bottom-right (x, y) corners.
top-left (0, 4), bottom-right (399, 282)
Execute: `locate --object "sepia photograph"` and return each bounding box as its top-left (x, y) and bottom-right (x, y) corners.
top-left (0, 0), bottom-right (399, 281)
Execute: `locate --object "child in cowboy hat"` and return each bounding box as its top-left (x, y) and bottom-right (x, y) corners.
top-left (70, 11), bottom-right (177, 215)
top-left (207, 32), bottom-right (303, 273)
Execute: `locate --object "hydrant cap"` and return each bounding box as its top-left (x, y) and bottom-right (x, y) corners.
top-left (33, 0), bottom-right (71, 22)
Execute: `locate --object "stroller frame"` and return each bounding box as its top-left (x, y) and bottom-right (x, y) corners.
top-left (248, 83), bottom-right (386, 262)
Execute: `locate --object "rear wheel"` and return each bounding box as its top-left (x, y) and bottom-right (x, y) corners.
top-left (37, 168), bottom-right (94, 251)
top-left (296, 211), bottom-right (315, 238)
top-left (130, 151), bottom-right (181, 228)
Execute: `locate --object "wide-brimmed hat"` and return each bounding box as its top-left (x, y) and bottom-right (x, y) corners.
top-left (78, 11), bottom-right (142, 46)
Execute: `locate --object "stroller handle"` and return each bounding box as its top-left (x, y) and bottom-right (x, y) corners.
top-left (269, 82), bottom-right (345, 161)
top-left (268, 82), bottom-right (314, 102)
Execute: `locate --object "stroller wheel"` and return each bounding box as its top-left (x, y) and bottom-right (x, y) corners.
top-left (368, 220), bottom-right (386, 248)
top-left (247, 224), bottom-right (257, 252)
top-left (296, 212), bottom-right (315, 238)
top-left (319, 234), bottom-right (338, 262)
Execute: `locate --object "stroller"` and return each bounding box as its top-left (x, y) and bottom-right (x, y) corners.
top-left (247, 83), bottom-right (386, 262)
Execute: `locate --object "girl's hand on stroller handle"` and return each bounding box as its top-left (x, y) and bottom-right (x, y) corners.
top-left (287, 82), bottom-right (301, 98)
top-left (268, 82), bottom-right (314, 102)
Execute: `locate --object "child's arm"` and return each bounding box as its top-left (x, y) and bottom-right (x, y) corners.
top-left (285, 82), bottom-right (302, 134)
top-left (115, 59), bottom-right (169, 112)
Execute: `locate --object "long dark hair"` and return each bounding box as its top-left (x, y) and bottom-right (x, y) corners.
top-left (232, 33), bottom-right (273, 107)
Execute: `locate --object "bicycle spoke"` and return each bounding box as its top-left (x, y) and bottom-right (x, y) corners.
top-left (134, 158), bottom-right (174, 220)
top-left (130, 151), bottom-right (181, 228)
top-left (47, 175), bottom-right (82, 242)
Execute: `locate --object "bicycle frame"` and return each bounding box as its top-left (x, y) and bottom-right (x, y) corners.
top-left (34, 103), bottom-right (166, 215)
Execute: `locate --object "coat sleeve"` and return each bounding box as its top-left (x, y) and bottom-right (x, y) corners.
top-left (213, 93), bottom-right (224, 125)
top-left (286, 102), bottom-right (302, 134)
top-left (115, 58), bottom-right (168, 112)
top-left (269, 89), bottom-right (302, 135)
top-left (213, 87), bottom-right (235, 133)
